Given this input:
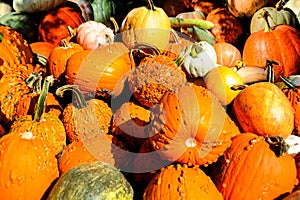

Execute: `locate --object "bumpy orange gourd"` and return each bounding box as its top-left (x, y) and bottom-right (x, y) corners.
top-left (147, 83), bottom-right (241, 166)
top-left (232, 81), bottom-right (294, 138)
top-left (0, 131), bottom-right (59, 200)
top-left (212, 133), bottom-right (297, 200)
top-left (143, 164), bottom-right (223, 200)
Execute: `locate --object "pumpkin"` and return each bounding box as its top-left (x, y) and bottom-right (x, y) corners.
top-left (147, 83), bottom-right (241, 166)
top-left (176, 41), bottom-right (217, 78)
top-left (250, 0), bottom-right (298, 33)
top-left (56, 84), bottom-right (113, 143)
top-left (66, 0), bottom-right (94, 21)
top-left (91, 0), bottom-right (127, 27)
top-left (143, 164), bottom-right (223, 200)
top-left (0, 25), bottom-right (34, 66)
top-left (212, 133), bottom-right (297, 200)
top-left (0, 131), bottom-right (59, 200)
top-left (29, 41), bottom-right (56, 60)
top-left (120, 0), bottom-right (171, 50)
top-left (48, 161), bottom-right (134, 200)
top-left (38, 5), bottom-right (85, 46)
top-left (226, 0), bottom-right (268, 18)
top-left (58, 141), bottom-right (98, 174)
top-left (281, 76), bottom-right (300, 136)
top-left (128, 54), bottom-right (187, 108)
top-left (213, 42), bottom-right (242, 68)
top-left (111, 101), bottom-right (151, 151)
top-left (242, 9), bottom-right (300, 82)
top-left (65, 42), bottom-right (134, 99)
top-left (13, 0), bottom-right (66, 13)
top-left (0, 11), bottom-right (40, 43)
top-left (232, 81), bottom-right (294, 138)
top-left (0, 64), bottom-right (37, 130)
top-left (47, 39), bottom-right (84, 85)
top-left (204, 65), bottom-right (244, 105)
top-left (284, 0), bottom-right (300, 23)
top-left (206, 7), bottom-right (243, 44)
top-left (76, 20), bottom-right (115, 50)
top-left (183, 0), bottom-right (227, 15)
top-left (9, 76), bottom-right (67, 155)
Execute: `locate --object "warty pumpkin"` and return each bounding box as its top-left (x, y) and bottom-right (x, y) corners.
top-left (9, 76), bottom-right (67, 155)
top-left (212, 133), bottom-right (297, 200)
top-left (48, 161), bottom-right (134, 200)
top-left (143, 164), bottom-right (223, 200)
top-left (0, 25), bottom-right (34, 67)
top-left (120, 0), bottom-right (171, 50)
top-left (147, 83), bottom-right (241, 166)
top-left (232, 81), bottom-right (294, 138)
top-left (0, 131), bottom-right (59, 200)
top-left (242, 9), bottom-right (300, 81)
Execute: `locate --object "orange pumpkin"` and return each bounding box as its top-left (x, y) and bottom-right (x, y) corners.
top-left (213, 42), bottom-right (242, 68)
top-left (242, 10), bottom-right (300, 82)
top-left (206, 7), bottom-right (243, 44)
top-left (0, 131), bottom-right (59, 199)
top-left (47, 39), bottom-right (84, 86)
top-left (227, 0), bottom-right (268, 18)
top-left (38, 5), bottom-right (85, 46)
top-left (29, 41), bottom-right (55, 60)
top-left (143, 164), bottom-right (223, 200)
top-left (212, 133), bottom-right (297, 200)
top-left (147, 83), bottom-right (241, 166)
top-left (65, 42), bottom-right (134, 99)
top-left (232, 81), bottom-right (294, 138)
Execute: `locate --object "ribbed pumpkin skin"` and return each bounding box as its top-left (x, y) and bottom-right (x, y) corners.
top-left (227, 0), bottom-right (267, 18)
top-left (250, 7), bottom-right (297, 33)
top-left (143, 164), bottom-right (223, 200)
top-left (0, 25), bottom-right (34, 66)
top-left (48, 161), bottom-right (134, 200)
top-left (13, 0), bottom-right (66, 13)
top-left (121, 0), bottom-right (171, 49)
top-left (0, 131), bottom-right (59, 200)
top-left (38, 6), bottom-right (85, 46)
top-left (213, 42), bottom-right (241, 68)
top-left (9, 113), bottom-right (67, 155)
top-left (213, 133), bottom-right (297, 200)
top-left (148, 84), bottom-right (241, 166)
top-left (242, 24), bottom-right (300, 81)
top-left (232, 82), bottom-right (294, 138)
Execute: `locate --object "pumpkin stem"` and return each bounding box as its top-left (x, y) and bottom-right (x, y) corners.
top-left (25, 72), bottom-right (43, 94)
top-left (56, 84), bottom-right (87, 109)
top-left (259, 9), bottom-right (274, 32)
top-left (60, 39), bottom-right (72, 48)
top-left (266, 60), bottom-right (278, 83)
top-left (175, 42), bottom-right (201, 67)
top-left (130, 43), bottom-right (161, 66)
top-left (280, 76), bottom-right (298, 89)
top-left (34, 76), bottom-right (54, 122)
top-left (230, 84), bottom-right (248, 91)
top-left (146, 0), bottom-right (156, 11)
top-left (265, 136), bottom-right (290, 157)
top-left (275, 0), bottom-right (286, 11)
top-left (110, 17), bottom-right (119, 34)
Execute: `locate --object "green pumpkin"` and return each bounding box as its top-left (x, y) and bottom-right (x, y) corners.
top-left (91, 0), bottom-right (126, 27)
top-left (250, 4), bottom-right (298, 33)
top-left (0, 12), bottom-right (40, 43)
top-left (47, 161), bottom-right (134, 200)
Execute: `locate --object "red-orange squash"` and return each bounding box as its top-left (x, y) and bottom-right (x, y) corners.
top-left (212, 133), bottom-right (297, 200)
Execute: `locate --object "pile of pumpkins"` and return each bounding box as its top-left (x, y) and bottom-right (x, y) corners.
top-left (0, 0), bottom-right (300, 199)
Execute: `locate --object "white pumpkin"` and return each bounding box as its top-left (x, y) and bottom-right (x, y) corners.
top-left (177, 41), bottom-right (217, 78)
top-left (0, 2), bottom-right (12, 18)
top-left (76, 20), bottom-right (115, 50)
top-left (13, 0), bottom-right (66, 13)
